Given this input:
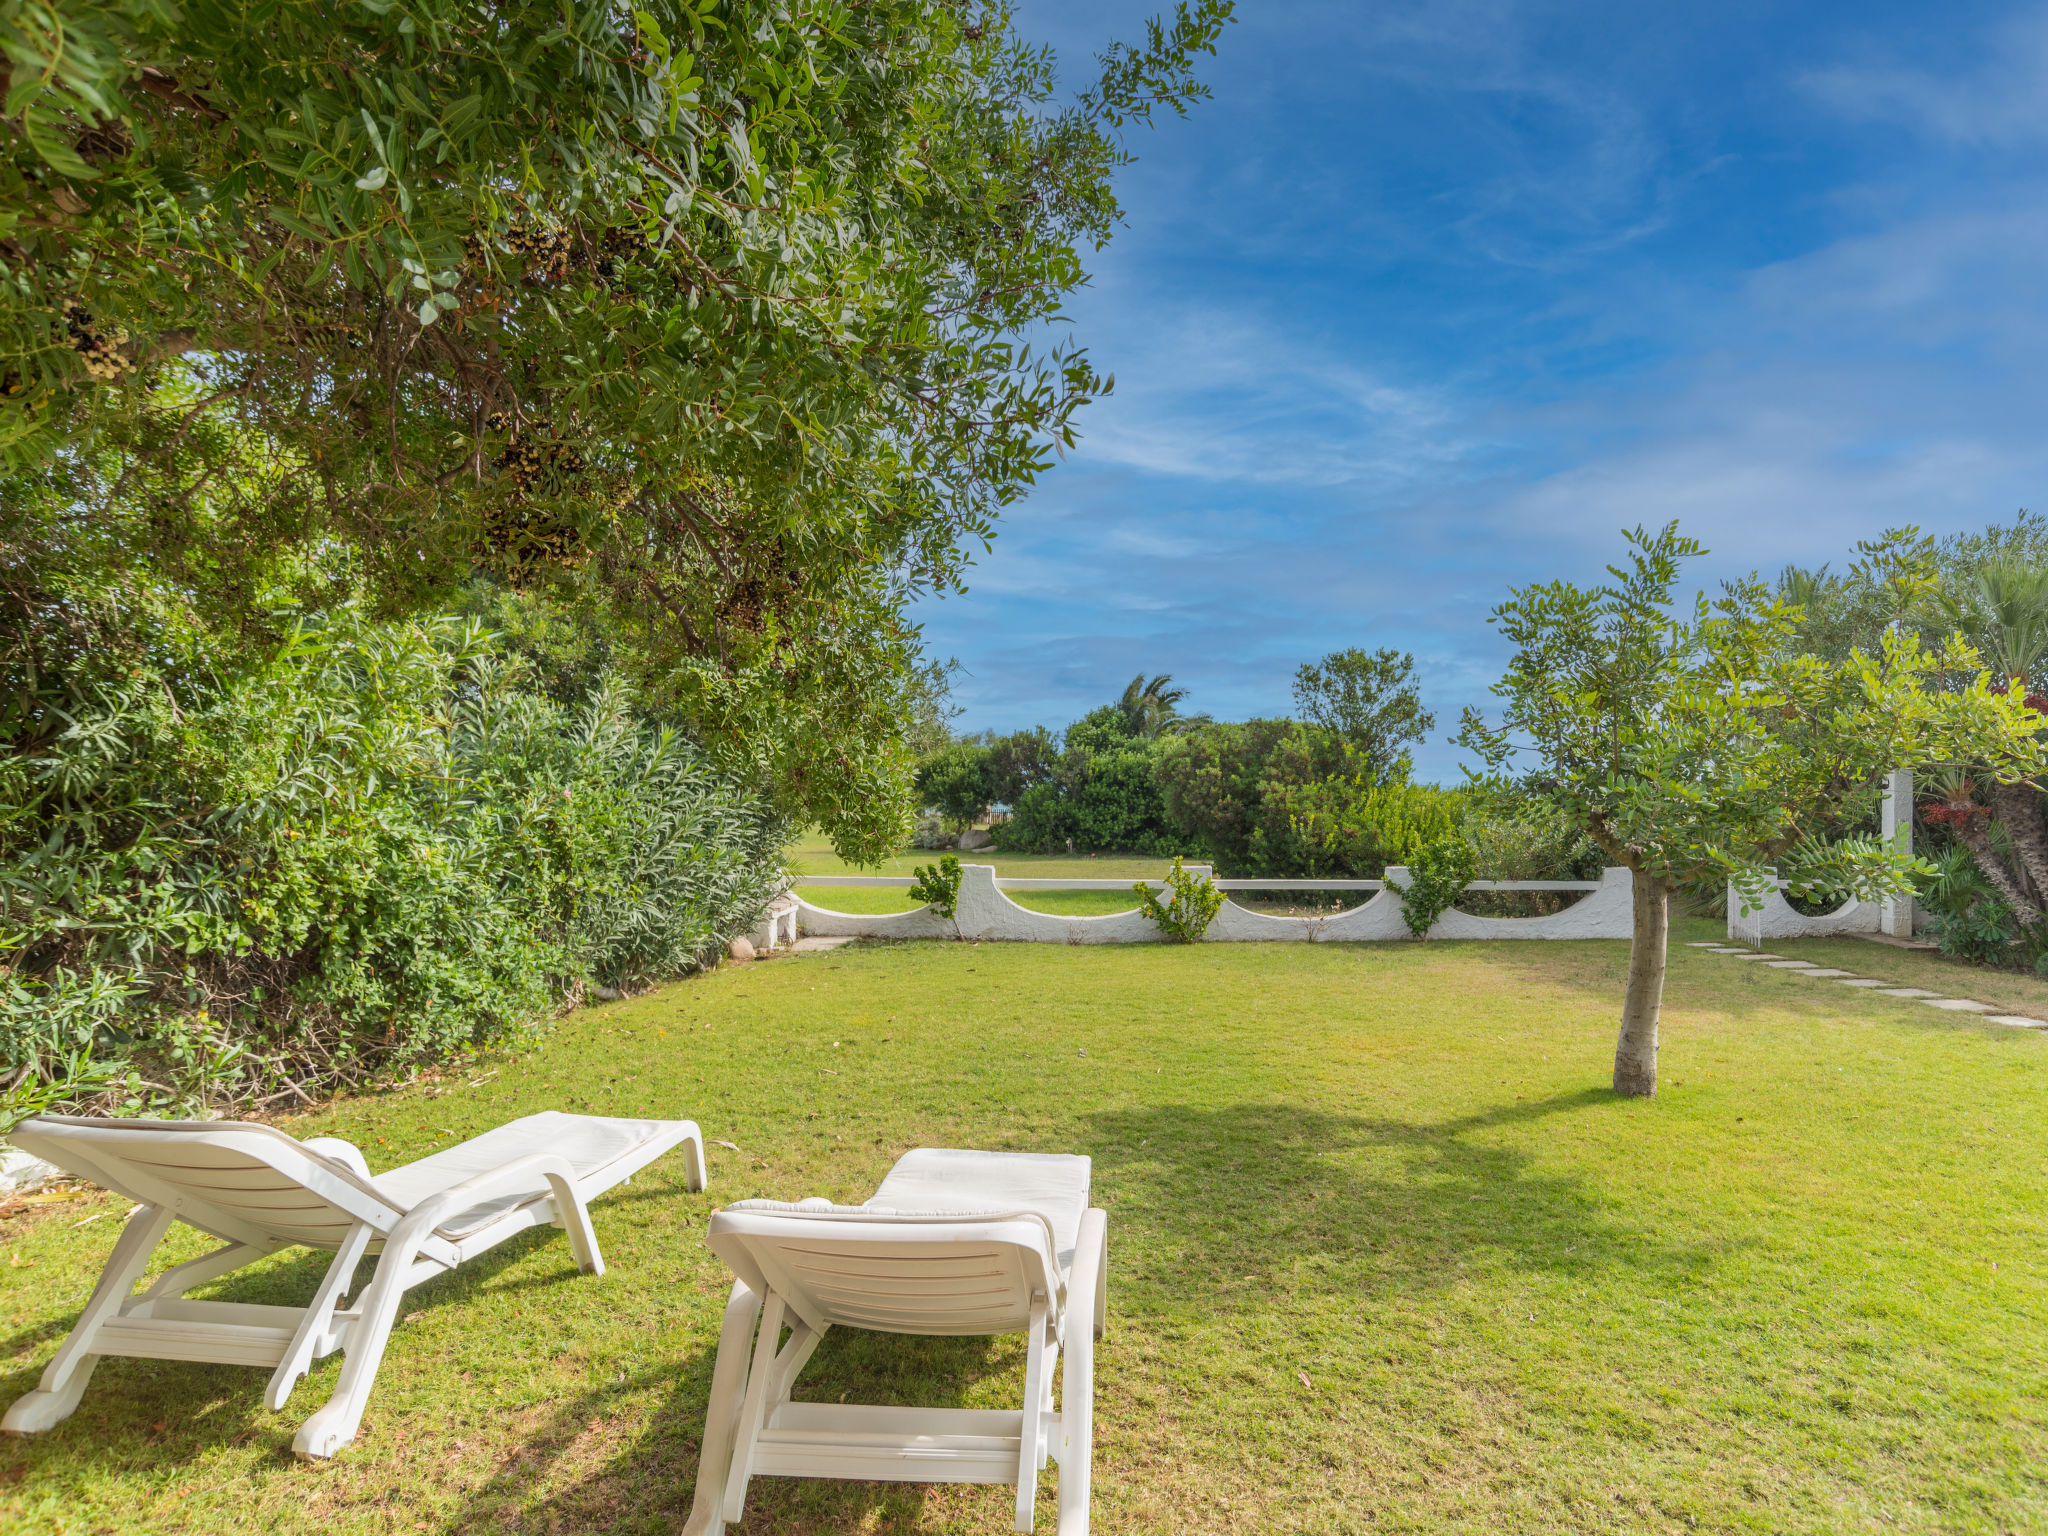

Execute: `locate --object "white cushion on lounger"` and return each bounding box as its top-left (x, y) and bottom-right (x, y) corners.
top-left (372, 1112), bottom-right (687, 1240)
top-left (870, 1148), bottom-right (1091, 1273)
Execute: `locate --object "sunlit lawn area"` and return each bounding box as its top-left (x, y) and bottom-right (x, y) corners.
top-left (7, 923), bottom-right (2048, 1533)
top-left (786, 831), bottom-right (1342, 917)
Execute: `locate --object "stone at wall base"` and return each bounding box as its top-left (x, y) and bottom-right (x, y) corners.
top-left (728, 936), bottom-right (757, 963)
top-left (0, 1146), bottom-right (59, 1196)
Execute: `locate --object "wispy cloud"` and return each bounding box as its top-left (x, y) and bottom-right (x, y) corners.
top-left (923, 0), bottom-right (2048, 777)
top-left (1802, 7), bottom-right (2048, 147)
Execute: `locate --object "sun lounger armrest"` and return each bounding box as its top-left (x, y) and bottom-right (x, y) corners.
top-left (409, 1151), bottom-right (584, 1215)
top-left (302, 1137), bottom-right (373, 1182)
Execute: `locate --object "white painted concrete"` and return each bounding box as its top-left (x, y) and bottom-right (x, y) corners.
top-left (1726, 881), bottom-right (1882, 944)
top-left (793, 864), bottom-right (1638, 945)
top-left (1880, 769), bottom-right (1916, 938)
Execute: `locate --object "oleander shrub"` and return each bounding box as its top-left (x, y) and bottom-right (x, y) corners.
top-left (1, 610), bottom-right (782, 1130)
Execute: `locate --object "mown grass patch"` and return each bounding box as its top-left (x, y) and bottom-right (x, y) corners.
top-left (5, 920), bottom-right (2048, 1533)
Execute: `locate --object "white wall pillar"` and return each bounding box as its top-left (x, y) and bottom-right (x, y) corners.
top-left (1880, 768), bottom-right (1914, 938)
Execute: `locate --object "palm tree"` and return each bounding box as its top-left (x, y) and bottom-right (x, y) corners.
top-left (1117, 673), bottom-right (1182, 736)
top-left (1936, 558), bottom-right (2048, 688)
top-left (1116, 673), bottom-right (1197, 739)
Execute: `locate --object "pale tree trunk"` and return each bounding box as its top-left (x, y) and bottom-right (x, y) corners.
top-left (1613, 869), bottom-right (1671, 1098)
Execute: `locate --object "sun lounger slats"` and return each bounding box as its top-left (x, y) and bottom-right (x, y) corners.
top-left (3, 1111), bottom-right (705, 1458)
top-left (752, 1404), bottom-right (1026, 1484)
top-left (94, 1316), bottom-right (297, 1369)
top-left (686, 1148), bottom-right (1104, 1536)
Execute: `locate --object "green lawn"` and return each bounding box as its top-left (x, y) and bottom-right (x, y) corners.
top-left (798, 884), bottom-right (1144, 917)
top-left (785, 829), bottom-right (1177, 881)
top-left (7, 922), bottom-right (2048, 1533)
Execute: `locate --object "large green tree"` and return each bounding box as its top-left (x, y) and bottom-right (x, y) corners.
top-left (0, 0), bottom-right (1231, 857)
top-left (1459, 524), bottom-right (2045, 1098)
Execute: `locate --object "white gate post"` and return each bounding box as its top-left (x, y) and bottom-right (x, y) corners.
top-left (1880, 768), bottom-right (1914, 938)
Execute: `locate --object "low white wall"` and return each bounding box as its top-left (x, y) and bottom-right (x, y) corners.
top-left (793, 864), bottom-right (1637, 944)
top-left (1725, 881), bottom-right (1882, 944)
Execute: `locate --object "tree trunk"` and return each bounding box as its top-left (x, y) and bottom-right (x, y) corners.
top-left (1988, 782), bottom-right (2048, 910)
top-left (1954, 818), bottom-right (2044, 926)
top-left (1613, 870), bottom-right (1670, 1098)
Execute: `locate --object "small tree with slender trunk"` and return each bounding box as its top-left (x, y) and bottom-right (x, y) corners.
top-left (1458, 524), bottom-right (2044, 1098)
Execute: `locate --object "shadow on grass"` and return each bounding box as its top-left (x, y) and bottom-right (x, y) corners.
top-left (436, 1095), bottom-right (1716, 1534)
top-left (0, 1094), bottom-right (1713, 1531)
top-left (0, 1219), bottom-right (604, 1477)
top-left (1083, 1094), bottom-right (1719, 1315)
top-left (428, 1327), bottom-right (1024, 1536)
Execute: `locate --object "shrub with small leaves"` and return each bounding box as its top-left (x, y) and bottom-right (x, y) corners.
top-left (1398, 835), bottom-right (1476, 939)
top-left (909, 855), bottom-right (963, 923)
top-left (1135, 856), bottom-right (1223, 943)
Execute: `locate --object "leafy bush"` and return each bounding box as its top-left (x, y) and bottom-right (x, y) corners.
top-left (909, 855), bottom-right (964, 923)
top-left (991, 742), bottom-right (1178, 855)
top-left (1135, 858), bottom-right (1223, 943)
top-left (908, 813), bottom-right (956, 850)
top-left (978, 726), bottom-right (1061, 808)
top-left (1153, 721), bottom-right (1467, 877)
top-left (1457, 787), bottom-right (1604, 916)
top-left (915, 743), bottom-right (991, 832)
top-left (1280, 776), bottom-right (1469, 876)
top-left (2, 610), bottom-right (782, 1130)
top-left (1918, 844), bottom-right (2018, 964)
top-left (1071, 748), bottom-right (1177, 853)
top-left (1397, 836), bottom-right (1477, 939)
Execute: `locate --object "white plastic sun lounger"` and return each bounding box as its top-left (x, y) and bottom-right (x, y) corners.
top-left (683, 1148), bottom-right (1107, 1536)
top-left (2, 1110), bottom-right (703, 1457)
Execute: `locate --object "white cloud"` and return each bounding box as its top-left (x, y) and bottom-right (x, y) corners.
top-left (1802, 8), bottom-right (2048, 146)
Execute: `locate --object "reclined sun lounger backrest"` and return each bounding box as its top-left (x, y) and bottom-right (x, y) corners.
top-left (687, 1149), bottom-right (1105, 1536)
top-left (11, 1115), bottom-right (405, 1251)
top-left (5, 1110), bottom-right (706, 1461)
top-left (708, 1201), bottom-right (1065, 1336)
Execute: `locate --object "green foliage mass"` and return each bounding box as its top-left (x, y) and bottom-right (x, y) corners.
top-left (1396, 836), bottom-right (1477, 940)
top-left (1133, 854), bottom-right (1220, 942)
top-left (0, 0), bottom-right (1232, 859)
top-left (1, 609), bottom-right (781, 1130)
top-left (913, 743), bottom-right (991, 833)
top-left (1291, 647), bottom-right (1435, 782)
top-left (907, 853), bottom-right (962, 922)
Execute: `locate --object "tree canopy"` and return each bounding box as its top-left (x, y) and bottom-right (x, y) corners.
top-left (1458, 523), bottom-right (2045, 1096)
top-left (0, 0), bottom-right (1232, 858)
top-left (1292, 646), bottom-right (1433, 781)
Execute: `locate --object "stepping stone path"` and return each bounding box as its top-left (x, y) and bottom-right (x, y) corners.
top-left (1683, 940), bottom-right (2048, 1027)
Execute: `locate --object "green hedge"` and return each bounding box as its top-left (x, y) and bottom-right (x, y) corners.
top-left (1, 612), bottom-right (782, 1129)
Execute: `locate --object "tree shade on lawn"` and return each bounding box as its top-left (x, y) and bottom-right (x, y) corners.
top-left (6, 932), bottom-right (2048, 1532)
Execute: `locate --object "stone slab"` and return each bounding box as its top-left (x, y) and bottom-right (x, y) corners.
top-left (1837, 978), bottom-right (1890, 987)
top-left (790, 936), bottom-right (859, 953)
top-left (1920, 998), bottom-right (1994, 1012)
top-left (1791, 968), bottom-right (1858, 978)
top-left (1877, 987), bottom-right (1939, 998)
top-left (1723, 953), bottom-right (1785, 961)
top-left (1986, 1015), bottom-right (2048, 1028)
top-left (1765, 960), bottom-right (1822, 969)
top-left (1684, 941), bottom-right (1724, 947)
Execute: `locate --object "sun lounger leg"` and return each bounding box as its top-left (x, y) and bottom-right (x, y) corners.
top-left (293, 1199), bottom-right (448, 1458)
top-left (722, 1291), bottom-right (787, 1522)
top-left (267, 1224), bottom-right (373, 1411)
top-left (1015, 1293), bottom-right (1053, 1532)
top-left (2, 1204), bottom-right (177, 1435)
top-left (680, 1126), bottom-right (707, 1193)
top-left (682, 1279), bottom-right (764, 1536)
top-left (543, 1173), bottom-right (605, 1275)
top-left (1056, 1210), bottom-right (1107, 1536)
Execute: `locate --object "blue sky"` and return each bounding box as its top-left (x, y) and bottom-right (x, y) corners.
top-left (913, 0), bottom-right (2048, 778)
